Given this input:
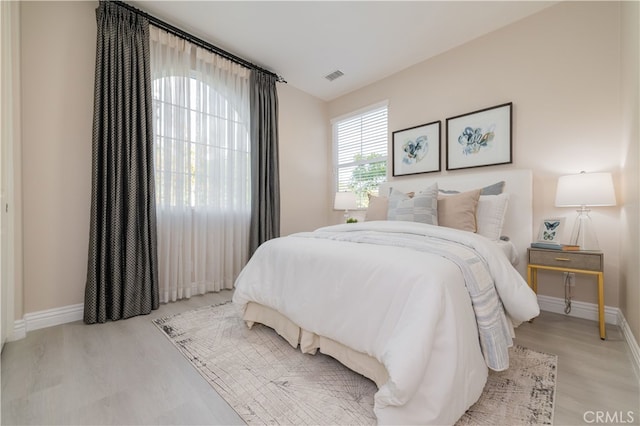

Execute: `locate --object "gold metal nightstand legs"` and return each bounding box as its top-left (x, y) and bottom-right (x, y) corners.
top-left (597, 272), bottom-right (605, 340)
top-left (527, 264), bottom-right (606, 340)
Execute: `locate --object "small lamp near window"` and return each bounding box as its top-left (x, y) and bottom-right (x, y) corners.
top-left (334, 191), bottom-right (358, 223)
top-left (555, 171), bottom-right (616, 251)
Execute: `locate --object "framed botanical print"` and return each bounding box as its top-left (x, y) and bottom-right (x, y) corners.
top-left (446, 102), bottom-right (512, 170)
top-left (392, 120), bottom-right (441, 177)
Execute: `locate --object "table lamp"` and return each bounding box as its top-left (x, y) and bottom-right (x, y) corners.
top-left (334, 191), bottom-right (357, 222)
top-left (554, 171), bottom-right (616, 251)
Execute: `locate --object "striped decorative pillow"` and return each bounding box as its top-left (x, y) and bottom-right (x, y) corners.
top-left (387, 183), bottom-right (438, 225)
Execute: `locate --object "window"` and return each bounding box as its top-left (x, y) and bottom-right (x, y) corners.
top-left (152, 74), bottom-right (250, 210)
top-left (150, 25), bottom-right (251, 303)
top-left (333, 103), bottom-right (388, 208)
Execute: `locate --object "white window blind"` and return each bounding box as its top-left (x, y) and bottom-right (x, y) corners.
top-left (333, 103), bottom-right (388, 208)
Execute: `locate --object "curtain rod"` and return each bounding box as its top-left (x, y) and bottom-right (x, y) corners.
top-left (112, 1), bottom-right (287, 83)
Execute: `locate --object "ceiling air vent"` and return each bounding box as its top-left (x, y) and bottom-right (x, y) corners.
top-left (324, 70), bottom-right (344, 82)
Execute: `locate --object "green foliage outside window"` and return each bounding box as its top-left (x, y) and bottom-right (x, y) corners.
top-left (349, 153), bottom-right (387, 207)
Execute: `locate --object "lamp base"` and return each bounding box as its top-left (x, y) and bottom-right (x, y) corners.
top-left (569, 207), bottom-right (600, 251)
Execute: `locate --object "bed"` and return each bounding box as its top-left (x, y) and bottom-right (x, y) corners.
top-left (232, 169), bottom-right (539, 425)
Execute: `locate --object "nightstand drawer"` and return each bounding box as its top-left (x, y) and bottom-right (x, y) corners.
top-left (528, 249), bottom-right (603, 271)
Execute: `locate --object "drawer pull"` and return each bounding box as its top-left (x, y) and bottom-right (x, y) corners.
top-left (554, 257), bottom-right (571, 261)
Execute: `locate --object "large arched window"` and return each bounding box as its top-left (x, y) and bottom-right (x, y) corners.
top-left (150, 26), bottom-right (251, 303)
top-left (153, 74), bottom-right (250, 209)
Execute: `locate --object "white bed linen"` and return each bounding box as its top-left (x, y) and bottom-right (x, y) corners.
top-left (233, 221), bottom-right (539, 425)
top-left (496, 238), bottom-right (519, 265)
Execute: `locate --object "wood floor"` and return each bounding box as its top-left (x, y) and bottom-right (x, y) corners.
top-left (2, 290), bottom-right (639, 425)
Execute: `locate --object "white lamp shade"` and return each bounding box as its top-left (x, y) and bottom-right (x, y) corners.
top-left (555, 172), bottom-right (616, 207)
top-left (334, 191), bottom-right (357, 210)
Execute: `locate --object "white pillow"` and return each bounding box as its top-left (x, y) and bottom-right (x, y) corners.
top-left (476, 193), bottom-right (509, 240)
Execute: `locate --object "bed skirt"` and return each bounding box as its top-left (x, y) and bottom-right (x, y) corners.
top-left (243, 302), bottom-right (389, 388)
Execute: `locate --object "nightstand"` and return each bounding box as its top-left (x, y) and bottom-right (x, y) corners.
top-left (527, 247), bottom-right (605, 340)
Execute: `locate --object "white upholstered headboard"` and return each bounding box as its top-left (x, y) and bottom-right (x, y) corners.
top-left (379, 169), bottom-right (532, 278)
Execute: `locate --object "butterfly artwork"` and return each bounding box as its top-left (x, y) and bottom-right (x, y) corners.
top-left (537, 218), bottom-right (565, 244)
top-left (543, 221), bottom-right (560, 240)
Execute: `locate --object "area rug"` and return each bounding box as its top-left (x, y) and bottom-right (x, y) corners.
top-left (153, 302), bottom-right (556, 425)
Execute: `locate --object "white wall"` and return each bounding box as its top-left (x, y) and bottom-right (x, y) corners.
top-left (277, 84), bottom-right (331, 236)
top-left (328, 2), bottom-right (624, 308)
top-left (620, 0), bottom-right (640, 342)
top-left (21, 1), bottom-right (95, 313)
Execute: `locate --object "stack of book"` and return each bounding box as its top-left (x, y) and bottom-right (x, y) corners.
top-left (530, 242), bottom-right (581, 251)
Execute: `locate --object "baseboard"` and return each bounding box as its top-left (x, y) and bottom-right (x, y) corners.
top-left (537, 294), bottom-right (640, 375)
top-left (619, 314), bottom-right (640, 378)
top-left (9, 303), bottom-right (84, 341)
top-left (10, 319), bottom-right (26, 341)
top-left (536, 294), bottom-right (620, 325)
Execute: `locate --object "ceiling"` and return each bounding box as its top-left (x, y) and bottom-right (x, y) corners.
top-left (130, 1), bottom-right (557, 101)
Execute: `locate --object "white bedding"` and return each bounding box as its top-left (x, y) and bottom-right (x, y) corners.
top-left (233, 221), bottom-right (539, 425)
top-left (497, 238), bottom-right (519, 265)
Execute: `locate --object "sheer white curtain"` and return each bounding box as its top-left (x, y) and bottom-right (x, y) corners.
top-left (150, 27), bottom-right (251, 303)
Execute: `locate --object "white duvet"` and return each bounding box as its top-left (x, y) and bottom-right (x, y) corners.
top-left (233, 221), bottom-right (539, 425)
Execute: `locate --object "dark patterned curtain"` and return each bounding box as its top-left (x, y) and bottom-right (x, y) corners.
top-left (249, 71), bottom-right (280, 256)
top-left (84, 1), bottom-right (159, 323)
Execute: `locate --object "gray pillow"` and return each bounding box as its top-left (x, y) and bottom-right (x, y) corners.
top-left (387, 183), bottom-right (438, 225)
top-left (480, 181), bottom-right (506, 195)
top-left (438, 181), bottom-right (505, 196)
